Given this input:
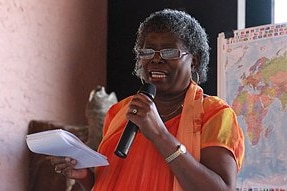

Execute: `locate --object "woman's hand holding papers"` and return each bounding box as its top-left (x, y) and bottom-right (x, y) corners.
top-left (48, 156), bottom-right (95, 189)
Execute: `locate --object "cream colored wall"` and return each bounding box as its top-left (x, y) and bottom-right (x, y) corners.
top-left (0, 0), bottom-right (107, 190)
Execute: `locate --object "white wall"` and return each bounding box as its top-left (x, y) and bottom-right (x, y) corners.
top-left (0, 0), bottom-right (107, 190)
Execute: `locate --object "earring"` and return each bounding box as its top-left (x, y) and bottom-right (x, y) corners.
top-left (140, 77), bottom-right (145, 84)
top-left (191, 64), bottom-right (199, 84)
top-left (191, 71), bottom-right (199, 84)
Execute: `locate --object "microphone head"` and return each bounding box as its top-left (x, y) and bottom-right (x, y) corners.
top-left (138, 83), bottom-right (156, 100)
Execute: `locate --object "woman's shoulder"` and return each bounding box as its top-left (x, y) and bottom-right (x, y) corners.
top-left (203, 94), bottom-right (229, 106)
top-left (201, 95), bottom-right (236, 125)
top-left (203, 95), bottom-right (231, 113)
top-left (103, 96), bottom-right (132, 133)
top-left (108, 96), bottom-right (132, 114)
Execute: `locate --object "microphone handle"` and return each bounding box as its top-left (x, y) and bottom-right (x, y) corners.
top-left (114, 83), bottom-right (156, 158)
top-left (114, 121), bottom-right (138, 158)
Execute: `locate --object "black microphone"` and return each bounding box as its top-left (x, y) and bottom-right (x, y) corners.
top-left (114, 83), bottom-right (156, 158)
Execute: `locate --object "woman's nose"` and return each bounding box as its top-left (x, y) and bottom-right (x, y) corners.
top-left (151, 52), bottom-right (164, 64)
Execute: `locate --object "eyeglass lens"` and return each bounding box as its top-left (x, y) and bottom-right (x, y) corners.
top-left (138, 49), bottom-right (183, 60)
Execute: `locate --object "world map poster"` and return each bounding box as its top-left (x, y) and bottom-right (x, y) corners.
top-left (217, 23), bottom-right (287, 190)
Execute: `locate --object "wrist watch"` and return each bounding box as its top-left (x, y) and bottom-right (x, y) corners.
top-left (165, 144), bottom-right (186, 163)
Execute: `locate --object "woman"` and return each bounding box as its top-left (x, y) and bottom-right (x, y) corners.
top-left (51, 9), bottom-right (244, 191)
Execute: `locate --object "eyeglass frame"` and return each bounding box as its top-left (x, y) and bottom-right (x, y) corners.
top-left (136, 48), bottom-right (189, 60)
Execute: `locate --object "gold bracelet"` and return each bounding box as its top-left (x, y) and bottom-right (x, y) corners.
top-left (165, 144), bottom-right (186, 163)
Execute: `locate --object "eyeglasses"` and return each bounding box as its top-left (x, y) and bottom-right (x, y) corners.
top-left (137, 48), bottom-right (189, 60)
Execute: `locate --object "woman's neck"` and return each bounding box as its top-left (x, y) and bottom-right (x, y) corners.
top-left (154, 87), bottom-right (188, 121)
top-left (155, 90), bottom-right (186, 105)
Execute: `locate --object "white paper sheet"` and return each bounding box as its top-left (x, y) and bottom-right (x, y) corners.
top-left (26, 129), bottom-right (109, 169)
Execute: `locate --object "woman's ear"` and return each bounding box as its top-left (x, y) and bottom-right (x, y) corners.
top-left (191, 54), bottom-right (200, 72)
top-left (190, 54), bottom-right (200, 84)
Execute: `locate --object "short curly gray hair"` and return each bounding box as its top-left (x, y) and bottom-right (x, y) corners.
top-left (133, 9), bottom-right (210, 84)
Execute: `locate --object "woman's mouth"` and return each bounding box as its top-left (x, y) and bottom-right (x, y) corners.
top-left (149, 71), bottom-right (167, 79)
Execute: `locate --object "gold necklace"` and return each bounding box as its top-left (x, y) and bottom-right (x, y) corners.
top-left (160, 104), bottom-right (183, 119)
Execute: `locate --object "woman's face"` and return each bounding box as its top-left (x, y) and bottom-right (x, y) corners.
top-left (139, 32), bottom-right (197, 96)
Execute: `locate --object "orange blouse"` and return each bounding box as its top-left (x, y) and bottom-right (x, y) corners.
top-left (92, 82), bottom-right (244, 191)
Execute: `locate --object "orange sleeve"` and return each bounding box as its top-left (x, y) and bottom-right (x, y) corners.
top-left (201, 96), bottom-right (245, 170)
